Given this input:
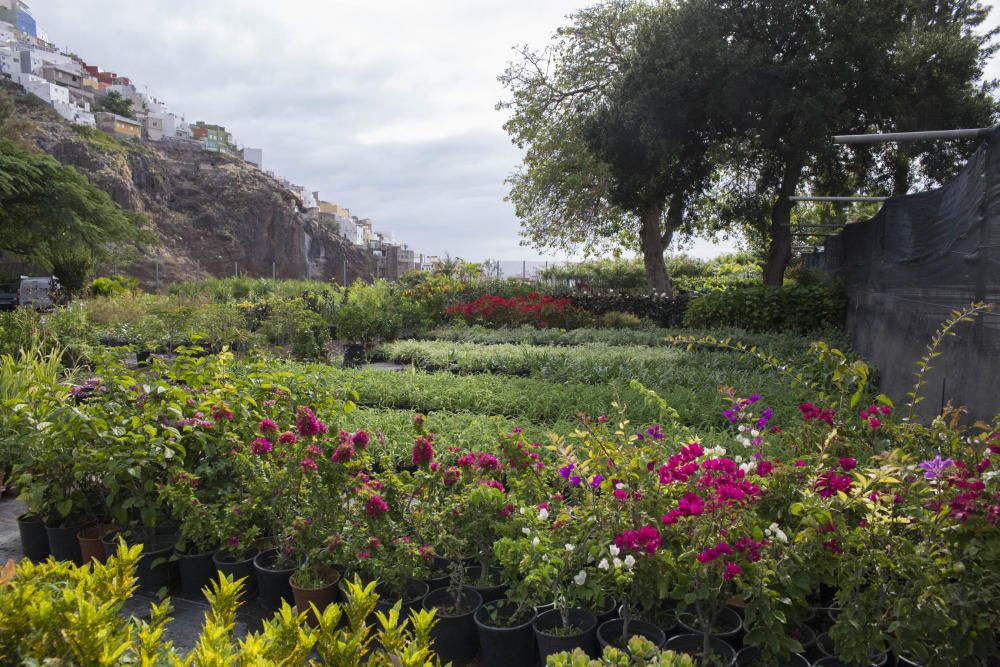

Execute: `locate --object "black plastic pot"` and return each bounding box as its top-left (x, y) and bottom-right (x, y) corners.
top-left (254, 549), bottom-right (297, 610)
top-left (177, 550), bottom-right (216, 598)
top-left (135, 535), bottom-right (175, 593)
top-left (815, 632), bottom-right (888, 666)
top-left (676, 605), bottom-right (744, 642)
top-left (734, 646), bottom-right (810, 666)
top-left (474, 600), bottom-right (538, 667)
top-left (45, 520), bottom-right (84, 565)
top-left (423, 586), bottom-right (483, 664)
top-left (376, 578), bottom-right (429, 617)
top-left (465, 565), bottom-right (507, 604)
top-left (597, 618), bottom-right (666, 651)
top-left (663, 634), bottom-right (737, 666)
top-left (16, 513), bottom-right (50, 561)
top-left (533, 607), bottom-right (598, 665)
top-left (591, 596), bottom-right (618, 625)
top-left (213, 548), bottom-right (260, 602)
top-left (421, 557), bottom-right (451, 591)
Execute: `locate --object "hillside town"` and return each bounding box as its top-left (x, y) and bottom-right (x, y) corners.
top-left (0, 0), bottom-right (434, 279)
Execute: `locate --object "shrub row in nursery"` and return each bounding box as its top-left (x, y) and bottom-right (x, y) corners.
top-left (5, 316), bottom-right (999, 665)
top-left (339, 407), bottom-right (578, 460)
top-left (558, 291), bottom-right (691, 328)
top-left (304, 363), bottom-right (660, 425)
top-left (372, 339), bottom-right (847, 431)
top-left (419, 324), bottom-right (850, 357)
top-left (684, 285), bottom-right (846, 334)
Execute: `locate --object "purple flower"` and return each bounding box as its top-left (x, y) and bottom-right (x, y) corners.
top-left (558, 464), bottom-right (575, 480)
top-left (569, 475), bottom-right (581, 487)
top-left (919, 455), bottom-right (955, 480)
top-left (590, 474), bottom-right (604, 489)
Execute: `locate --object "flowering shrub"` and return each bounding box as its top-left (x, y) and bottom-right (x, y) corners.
top-left (444, 292), bottom-right (589, 329)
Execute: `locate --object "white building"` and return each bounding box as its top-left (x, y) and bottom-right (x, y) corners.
top-left (20, 76), bottom-right (68, 105)
top-left (242, 147), bottom-right (263, 169)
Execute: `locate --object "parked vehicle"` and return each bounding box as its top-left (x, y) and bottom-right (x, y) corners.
top-left (0, 277), bottom-right (63, 310)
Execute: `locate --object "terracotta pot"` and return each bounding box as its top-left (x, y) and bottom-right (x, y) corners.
top-left (77, 524), bottom-right (117, 565)
top-left (290, 567), bottom-right (341, 626)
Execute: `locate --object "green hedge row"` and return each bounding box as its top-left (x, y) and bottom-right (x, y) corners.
top-left (684, 285), bottom-right (846, 333)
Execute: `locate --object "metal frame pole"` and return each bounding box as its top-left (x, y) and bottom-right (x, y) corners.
top-left (833, 127), bottom-right (995, 144)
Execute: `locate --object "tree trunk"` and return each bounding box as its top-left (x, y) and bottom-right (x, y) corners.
top-left (762, 158), bottom-right (805, 286)
top-left (891, 150), bottom-right (911, 196)
top-left (639, 203), bottom-right (671, 295)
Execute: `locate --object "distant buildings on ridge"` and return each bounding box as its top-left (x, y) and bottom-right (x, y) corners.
top-left (0, 0), bottom-right (433, 281)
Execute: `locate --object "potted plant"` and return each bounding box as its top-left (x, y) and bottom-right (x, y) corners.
top-left (333, 281), bottom-right (405, 366)
top-left (495, 501), bottom-right (602, 663)
top-left (421, 560), bottom-right (484, 664)
top-left (160, 472), bottom-right (224, 598)
top-left (475, 542), bottom-right (547, 667)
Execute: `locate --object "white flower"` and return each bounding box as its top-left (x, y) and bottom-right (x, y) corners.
top-left (704, 446), bottom-right (726, 458)
top-left (532, 537), bottom-right (540, 547)
top-left (615, 483), bottom-right (625, 490)
top-left (765, 522), bottom-right (788, 544)
top-left (624, 555), bottom-right (636, 568)
top-left (522, 527), bottom-right (531, 536)
top-left (609, 544), bottom-right (620, 557)
top-left (573, 570), bottom-right (587, 586)
top-left (519, 507), bottom-right (526, 515)
top-left (598, 559), bottom-right (609, 570)
top-left (565, 543), bottom-right (575, 552)
top-left (736, 436), bottom-right (751, 448)
top-left (734, 455), bottom-right (743, 463)
top-left (738, 425), bottom-right (748, 433)
top-left (739, 463), bottom-right (752, 474)
top-left (750, 429), bottom-right (760, 438)
top-left (612, 557), bottom-right (623, 568)
top-left (542, 555), bottom-right (549, 562)
top-left (538, 508), bottom-right (549, 521)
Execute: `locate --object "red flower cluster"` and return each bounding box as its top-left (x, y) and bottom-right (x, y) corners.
top-left (444, 292), bottom-right (583, 329)
top-left (815, 471), bottom-right (853, 498)
top-left (860, 404), bottom-right (891, 429)
top-left (658, 443), bottom-right (703, 484)
top-left (295, 406), bottom-right (327, 437)
top-left (412, 434), bottom-right (434, 466)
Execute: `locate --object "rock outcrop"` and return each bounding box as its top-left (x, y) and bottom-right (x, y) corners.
top-left (11, 84), bottom-right (374, 288)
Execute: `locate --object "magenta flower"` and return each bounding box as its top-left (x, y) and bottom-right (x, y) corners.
top-left (443, 466), bottom-right (460, 488)
top-left (259, 418), bottom-right (279, 434)
top-left (212, 405), bottom-right (233, 422)
top-left (278, 431), bottom-right (296, 444)
top-left (839, 457), bottom-right (857, 472)
top-left (352, 430), bottom-right (370, 449)
top-left (331, 442), bottom-right (355, 463)
top-left (365, 495), bottom-right (388, 518)
top-left (295, 406), bottom-right (327, 437)
top-left (300, 457), bottom-right (318, 472)
top-left (412, 436), bottom-right (434, 466)
top-left (251, 438), bottom-right (273, 456)
top-left (722, 561), bottom-right (742, 581)
top-left (815, 471), bottom-right (853, 498)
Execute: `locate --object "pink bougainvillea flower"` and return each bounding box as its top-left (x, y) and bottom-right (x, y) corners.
top-left (722, 561), bottom-right (742, 581)
top-left (331, 442), bottom-right (355, 464)
top-left (251, 438), bottom-right (273, 456)
top-left (412, 435), bottom-right (434, 466)
top-left (300, 457), bottom-right (318, 473)
top-left (259, 418), bottom-right (278, 433)
top-left (839, 457), bottom-right (857, 472)
top-left (365, 495), bottom-right (388, 518)
top-left (278, 431), bottom-right (296, 444)
top-left (295, 406), bottom-right (327, 437)
top-left (352, 430), bottom-right (370, 449)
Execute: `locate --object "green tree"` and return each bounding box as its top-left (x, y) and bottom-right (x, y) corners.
top-left (627, 0), bottom-right (997, 284)
top-left (499, 2), bottom-right (680, 292)
top-left (95, 91), bottom-right (134, 118)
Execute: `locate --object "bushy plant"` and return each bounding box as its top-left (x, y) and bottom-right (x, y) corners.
top-left (445, 292), bottom-right (590, 329)
top-left (335, 280), bottom-right (415, 349)
top-left (547, 637), bottom-right (695, 666)
top-left (683, 284), bottom-right (846, 333)
top-left (260, 297), bottom-right (331, 359)
top-left (87, 274), bottom-right (138, 297)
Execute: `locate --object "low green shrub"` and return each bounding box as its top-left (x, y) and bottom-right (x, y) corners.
top-left (684, 284), bottom-right (846, 333)
top-left (87, 275), bottom-right (139, 298)
top-left (597, 310), bottom-right (644, 329)
top-left (260, 297), bottom-right (331, 359)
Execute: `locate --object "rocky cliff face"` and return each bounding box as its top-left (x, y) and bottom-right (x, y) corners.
top-left (14, 88), bottom-right (373, 288)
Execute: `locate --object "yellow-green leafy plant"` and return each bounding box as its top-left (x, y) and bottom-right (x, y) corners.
top-left (545, 636), bottom-right (695, 666)
top-left (0, 545), bottom-right (442, 666)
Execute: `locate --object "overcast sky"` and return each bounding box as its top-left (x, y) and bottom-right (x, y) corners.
top-left (27, 0), bottom-right (1000, 263)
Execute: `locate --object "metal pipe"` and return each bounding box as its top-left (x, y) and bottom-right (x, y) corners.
top-left (833, 127), bottom-right (994, 144)
top-left (790, 196), bottom-right (889, 202)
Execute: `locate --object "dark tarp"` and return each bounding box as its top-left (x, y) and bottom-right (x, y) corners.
top-left (806, 129), bottom-right (1000, 422)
